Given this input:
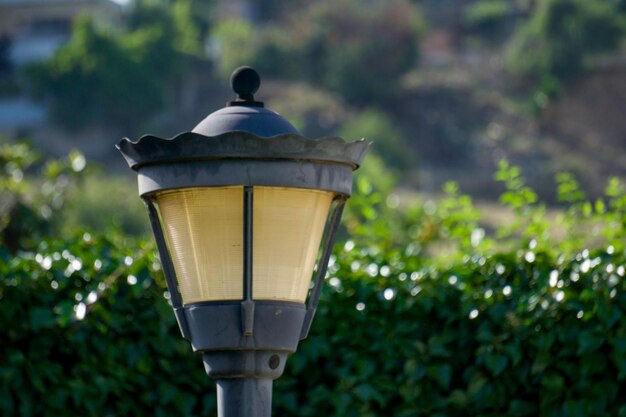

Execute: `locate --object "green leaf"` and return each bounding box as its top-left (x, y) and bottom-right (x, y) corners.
top-left (565, 398), bottom-right (597, 417)
top-left (597, 303), bottom-right (621, 328)
top-left (541, 372), bottom-right (564, 392)
top-left (484, 353), bottom-right (508, 376)
top-left (468, 373), bottom-right (488, 398)
top-left (353, 383), bottom-right (384, 405)
top-left (509, 399), bottom-right (537, 416)
top-left (30, 307), bottom-right (55, 330)
top-left (427, 364), bottom-right (452, 390)
top-left (578, 330), bottom-right (604, 355)
top-left (448, 389), bottom-right (468, 407)
top-left (531, 353), bottom-right (550, 374)
top-left (595, 199), bottom-right (605, 214)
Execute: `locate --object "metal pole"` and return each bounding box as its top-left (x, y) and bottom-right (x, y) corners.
top-left (216, 378), bottom-right (273, 417)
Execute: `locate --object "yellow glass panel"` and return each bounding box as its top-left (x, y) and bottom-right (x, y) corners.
top-left (155, 187), bottom-right (243, 303)
top-left (253, 187), bottom-right (333, 302)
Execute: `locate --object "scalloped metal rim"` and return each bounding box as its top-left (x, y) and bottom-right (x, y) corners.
top-left (117, 131), bottom-right (371, 171)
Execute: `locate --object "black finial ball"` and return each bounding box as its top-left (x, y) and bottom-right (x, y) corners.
top-left (230, 66), bottom-right (261, 99)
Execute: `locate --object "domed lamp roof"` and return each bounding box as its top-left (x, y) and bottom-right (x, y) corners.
top-left (192, 66), bottom-right (301, 137)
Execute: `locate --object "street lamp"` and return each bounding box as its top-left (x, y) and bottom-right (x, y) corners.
top-left (117, 67), bottom-right (369, 417)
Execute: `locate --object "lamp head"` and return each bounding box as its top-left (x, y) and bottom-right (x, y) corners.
top-left (117, 66), bottom-right (370, 417)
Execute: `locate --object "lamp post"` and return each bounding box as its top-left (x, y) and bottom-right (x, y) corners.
top-left (117, 67), bottom-right (369, 417)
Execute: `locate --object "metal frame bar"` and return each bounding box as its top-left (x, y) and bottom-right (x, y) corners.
top-left (241, 186), bottom-right (255, 336)
top-left (144, 197), bottom-right (191, 339)
top-left (300, 196), bottom-right (347, 339)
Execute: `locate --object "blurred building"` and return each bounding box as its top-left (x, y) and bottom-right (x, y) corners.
top-left (0, 0), bottom-right (121, 66)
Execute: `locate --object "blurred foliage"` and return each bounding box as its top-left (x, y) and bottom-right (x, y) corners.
top-left (23, 6), bottom-right (200, 131)
top-left (2, 141), bottom-right (626, 416)
top-left (222, 0), bottom-right (425, 103)
top-left (128, 0), bottom-right (211, 56)
top-left (0, 140), bottom-right (84, 253)
top-left (210, 19), bottom-right (257, 81)
top-left (282, 239), bottom-right (626, 417)
top-left (0, 140), bottom-right (147, 248)
top-left (506, 0), bottom-right (626, 110)
top-left (464, 0), bottom-right (512, 38)
top-left (0, 230), bottom-right (216, 416)
top-left (267, 84), bottom-right (349, 138)
top-left (13, 0), bottom-right (626, 200)
top-left (60, 174), bottom-right (150, 237)
top-left (340, 109), bottom-right (412, 172)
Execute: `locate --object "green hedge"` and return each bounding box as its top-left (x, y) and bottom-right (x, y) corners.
top-left (287, 245), bottom-right (626, 417)
top-left (1, 229), bottom-right (625, 416)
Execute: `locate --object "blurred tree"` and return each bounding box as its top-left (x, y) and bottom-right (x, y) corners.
top-left (310, 0), bottom-right (424, 102)
top-left (267, 83), bottom-right (349, 138)
top-left (506, 0), bottom-right (626, 108)
top-left (24, 0), bottom-right (211, 131)
top-left (464, 0), bottom-right (514, 40)
top-left (25, 18), bottom-right (180, 131)
top-left (129, 0), bottom-right (211, 56)
top-left (210, 19), bottom-right (258, 81)
top-left (243, 0), bottom-right (424, 103)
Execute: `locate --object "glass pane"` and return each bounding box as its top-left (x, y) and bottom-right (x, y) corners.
top-left (156, 187), bottom-right (243, 303)
top-left (253, 187), bottom-right (333, 302)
